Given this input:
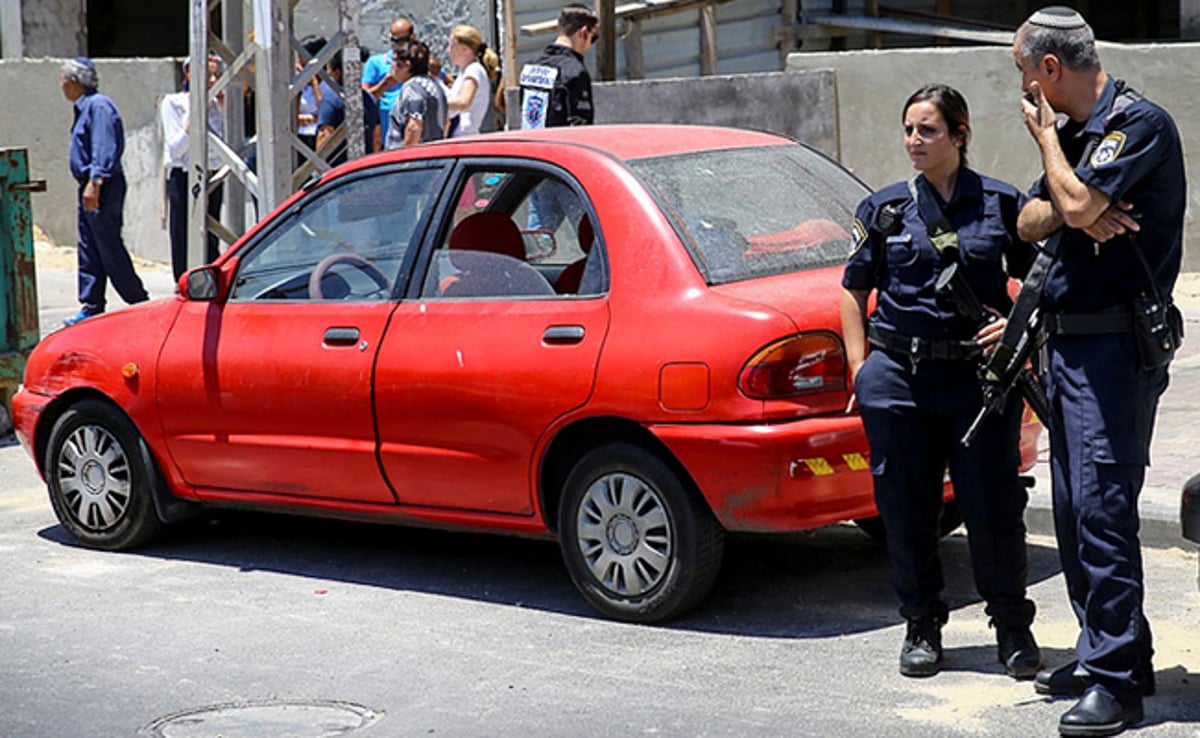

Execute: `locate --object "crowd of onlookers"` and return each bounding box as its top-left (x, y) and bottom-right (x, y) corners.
top-left (56, 4), bottom-right (601, 312)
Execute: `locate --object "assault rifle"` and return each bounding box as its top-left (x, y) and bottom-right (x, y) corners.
top-left (935, 261), bottom-right (1053, 446)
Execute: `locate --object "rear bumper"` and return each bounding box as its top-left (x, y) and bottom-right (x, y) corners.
top-left (649, 413), bottom-right (876, 533)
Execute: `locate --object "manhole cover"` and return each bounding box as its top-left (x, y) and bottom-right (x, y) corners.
top-left (141, 700), bottom-right (382, 737)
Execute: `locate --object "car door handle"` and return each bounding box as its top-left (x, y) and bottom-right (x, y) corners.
top-left (543, 325), bottom-right (585, 345)
top-left (323, 327), bottom-right (361, 346)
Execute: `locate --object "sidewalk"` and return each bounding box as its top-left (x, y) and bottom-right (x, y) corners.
top-left (20, 241), bottom-right (1200, 545)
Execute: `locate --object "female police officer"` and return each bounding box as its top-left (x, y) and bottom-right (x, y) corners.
top-left (841, 84), bottom-right (1042, 679)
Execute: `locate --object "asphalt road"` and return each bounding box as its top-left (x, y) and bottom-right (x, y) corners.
top-left (1, 247), bottom-right (1198, 737)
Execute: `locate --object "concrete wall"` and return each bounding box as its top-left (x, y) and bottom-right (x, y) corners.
top-left (592, 71), bottom-right (838, 159)
top-left (505, 69), bottom-right (839, 159)
top-left (19, 0), bottom-right (83, 57)
top-left (0, 58), bottom-right (177, 261)
top-left (787, 44), bottom-right (1200, 270)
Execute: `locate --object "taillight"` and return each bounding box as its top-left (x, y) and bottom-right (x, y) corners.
top-left (739, 332), bottom-right (846, 400)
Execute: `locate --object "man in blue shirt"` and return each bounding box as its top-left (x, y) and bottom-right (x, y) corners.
top-left (60, 57), bottom-right (148, 326)
top-left (362, 17), bottom-right (414, 142)
top-left (316, 50), bottom-right (381, 165)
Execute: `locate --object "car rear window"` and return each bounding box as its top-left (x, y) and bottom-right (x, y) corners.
top-left (630, 144), bottom-right (869, 285)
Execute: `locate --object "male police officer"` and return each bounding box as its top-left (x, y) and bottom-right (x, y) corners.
top-left (60, 58), bottom-right (149, 326)
top-left (1013, 8), bottom-right (1185, 736)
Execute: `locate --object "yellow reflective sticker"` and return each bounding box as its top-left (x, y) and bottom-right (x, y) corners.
top-left (843, 453), bottom-right (869, 471)
top-left (1090, 131), bottom-right (1127, 167)
top-left (803, 458), bottom-right (835, 476)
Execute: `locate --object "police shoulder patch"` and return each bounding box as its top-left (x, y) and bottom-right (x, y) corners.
top-left (849, 217), bottom-right (868, 258)
top-left (1090, 131), bottom-right (1127, 167)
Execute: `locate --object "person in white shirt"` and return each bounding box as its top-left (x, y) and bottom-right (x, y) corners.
top-left (445, 25), bottom-right (500, 137)
top-left (296, 35), bottom-right (326, 153)
top-left (160, 55), bottom-right (225, 280)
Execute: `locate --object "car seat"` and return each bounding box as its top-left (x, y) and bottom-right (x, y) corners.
top-left (554, 214), bottom-right (594, 294)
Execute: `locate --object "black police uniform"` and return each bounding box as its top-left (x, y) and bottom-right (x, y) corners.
top-left (1031, 77), bottom-right (1185, 705)
top-left (843, 169), bottom-right (1037, 629)
top-left (525, 43), bottom-right (593, 127)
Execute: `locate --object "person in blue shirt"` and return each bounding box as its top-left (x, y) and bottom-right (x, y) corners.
top-left (59, 57), bottom-right (148, 326)
top-left (1013, 7), bottom-right (1185, 736)
top-left (316, 49), bottom-right (381, 165)
top-left (842, 83), bottom-right (1041, 682)
top-left (362, 17), bottom-right (414, 142)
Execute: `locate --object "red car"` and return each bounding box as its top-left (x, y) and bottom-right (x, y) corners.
top-left (13, 125), bottom-right (1036, 622)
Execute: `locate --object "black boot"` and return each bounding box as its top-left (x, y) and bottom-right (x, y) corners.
top-left (1036, 660), bottom-right (1156, 697)
top-left (1059, 687), bottom-right (1143, 737)
top-left (900, 616), bottom-right (943, 677)
top-left (996, 622), bottom-right (1043, 680)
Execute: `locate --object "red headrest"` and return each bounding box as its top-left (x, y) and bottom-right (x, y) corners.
top-left (449, 212), bottom-right (526, 260)
top-left (577, 214), bottom-right (594, 254)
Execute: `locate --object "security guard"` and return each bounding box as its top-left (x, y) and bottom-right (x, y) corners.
top-left (60, 57), bottom-right (148, 326)
top-left (1014, 7), bottom-right (1184, 736)
top-left (842, 83), bottom-right (1041, 680)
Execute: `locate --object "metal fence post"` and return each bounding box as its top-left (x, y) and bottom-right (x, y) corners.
top-left (0, 148), bottom-right (43, 432)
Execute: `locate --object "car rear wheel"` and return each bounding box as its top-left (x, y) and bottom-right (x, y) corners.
top-left (45, 399), bottom-right (166, 551)
top-left (558, 443), bottom-right (724, 623)
top-left (853, 498), bottom-right (964, 543)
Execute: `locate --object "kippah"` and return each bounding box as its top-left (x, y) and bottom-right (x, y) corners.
top-left (1027, 6), bottom-right (1088, 29)
top-left (73, 56), bottom-right (95, 70)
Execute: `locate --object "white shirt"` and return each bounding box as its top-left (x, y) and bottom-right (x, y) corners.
top-left (449, 61), bottom-right (491, 137)
top-left (160, 91), bottom-right (225, 170)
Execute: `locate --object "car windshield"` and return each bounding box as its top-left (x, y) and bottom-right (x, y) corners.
top-left (629, 144), bottom-right (868, 285)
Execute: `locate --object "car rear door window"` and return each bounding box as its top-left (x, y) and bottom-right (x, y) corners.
top-left (629, 144), bottom-right (869, 285)
top-left (420, 167), bottom-right (605, 299)
top-left (230, 167), bottom-right (443, 301)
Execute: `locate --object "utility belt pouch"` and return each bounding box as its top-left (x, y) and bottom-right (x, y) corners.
top-left (1132, 292), bottom-right (1184, 370)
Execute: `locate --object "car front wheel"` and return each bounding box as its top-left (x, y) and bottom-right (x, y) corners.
top-left (45, 399), bottom-right (166, 550)
top-left (558, 443), bottom-right (724, 623)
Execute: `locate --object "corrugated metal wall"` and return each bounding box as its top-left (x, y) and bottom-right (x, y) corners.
top-left (511, 0), bottom-right (789, 79)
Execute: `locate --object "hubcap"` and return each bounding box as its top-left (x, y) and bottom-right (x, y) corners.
top-left (55, 424), bottom-right (132, 532)
top-left (576, 472), bottom-right (672, 597)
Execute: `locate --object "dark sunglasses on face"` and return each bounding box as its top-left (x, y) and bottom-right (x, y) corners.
top-left (390, 35), bottom-right (411, 44)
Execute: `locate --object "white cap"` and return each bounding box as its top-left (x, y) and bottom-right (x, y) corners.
top-left (1027, 6), bottom-right (1088, 30)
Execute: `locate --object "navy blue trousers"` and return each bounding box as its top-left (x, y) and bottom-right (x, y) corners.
top-left (857, 350), bottom-right (1035, 627)
top-left (1046, 332), bottom-right (1166, 702)
top-left (167, 168), bottom-right (224, 280)
top-left (76, 173), bottom-right (148, 314)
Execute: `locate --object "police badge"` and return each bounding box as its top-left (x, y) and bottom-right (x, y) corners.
top-left (1090, 131), bottom-right (1127, 167)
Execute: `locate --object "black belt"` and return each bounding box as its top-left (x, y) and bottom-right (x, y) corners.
top-left (868, 324), bottom-right (981, 362)
top-left (1044, 308), bottom-right (1134, 336)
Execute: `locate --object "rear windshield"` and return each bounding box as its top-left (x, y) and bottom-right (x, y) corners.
top-left (630, 144), bottom-right (869, 285)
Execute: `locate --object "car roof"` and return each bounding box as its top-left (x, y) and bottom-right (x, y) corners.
top-left (444, 124), bottom-right (792, 160)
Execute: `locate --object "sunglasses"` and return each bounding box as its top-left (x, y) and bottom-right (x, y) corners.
top-left (390, 35), bottom-right (412, 44)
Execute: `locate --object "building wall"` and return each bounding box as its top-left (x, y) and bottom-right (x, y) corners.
top-left (20, 0), bottom-right (83, 57)
top-left (0, 58), bottom-right (176, 260)
top-left (787, 43), bottom-right (1200, 270)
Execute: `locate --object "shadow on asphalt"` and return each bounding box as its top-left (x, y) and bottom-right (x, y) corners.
top-left (36, 512), bottom-right (1064, 639)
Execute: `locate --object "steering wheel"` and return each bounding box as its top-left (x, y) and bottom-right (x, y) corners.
top-left (308, 252), bottom-right (393, 299)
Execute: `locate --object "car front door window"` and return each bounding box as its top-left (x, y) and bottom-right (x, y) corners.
top-left (230, 167), bottom-right (442, 302)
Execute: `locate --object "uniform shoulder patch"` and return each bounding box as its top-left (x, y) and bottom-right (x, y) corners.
top-left (1090, 131), bottom-right (1127, 167)
top-left (849, 217), bottom-right (868, 258)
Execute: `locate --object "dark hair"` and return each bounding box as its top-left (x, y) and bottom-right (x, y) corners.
top-left (903, 83), bottom-right (971, 166)
top-left (1018, 22), bottom-right (1101, 73)
top-left (300, 34), bottom-right (326, 58)
top-left (395, 40), bottom-right (430, 77)
top-left (557, 4), bottom-right (598, 36)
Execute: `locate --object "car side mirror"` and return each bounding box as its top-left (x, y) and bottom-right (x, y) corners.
top-left (181, 266), bottom-right (220, 301)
